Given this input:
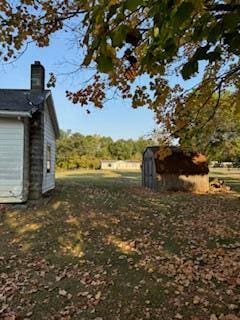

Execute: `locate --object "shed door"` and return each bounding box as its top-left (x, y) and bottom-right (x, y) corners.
top-left (0, 119), bottom-right (24, 202)
top-left (144, 158), bottom-right (154, 189)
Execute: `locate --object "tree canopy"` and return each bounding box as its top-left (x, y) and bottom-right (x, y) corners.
top-left (175, 92), bottom-right (240, 161)
top-left (0, 0), bottom-right (240, 141)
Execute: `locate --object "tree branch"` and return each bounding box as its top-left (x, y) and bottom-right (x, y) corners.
top-left (207, 4), bottom-right (240, 12)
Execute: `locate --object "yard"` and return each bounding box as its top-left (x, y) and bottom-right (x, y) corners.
top-left (0, 169), bottom-right (240, 320)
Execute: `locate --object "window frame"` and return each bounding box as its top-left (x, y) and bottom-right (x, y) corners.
top-left (46, 144), bottom-right (51, 174)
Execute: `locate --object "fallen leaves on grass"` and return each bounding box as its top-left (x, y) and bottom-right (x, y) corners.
top-left (0, 172), bottom-right (240, 319)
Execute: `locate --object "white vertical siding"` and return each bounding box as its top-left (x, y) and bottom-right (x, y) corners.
top-left (42, 104), bottom-right (56, 193)
top-left (0, 118), bottom-right (24, 203)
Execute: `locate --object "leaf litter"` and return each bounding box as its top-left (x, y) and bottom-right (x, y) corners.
top-left (0, 171), bottom-right (239, 319)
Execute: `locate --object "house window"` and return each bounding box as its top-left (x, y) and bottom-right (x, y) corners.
top-left (108, 163), bottom-right (112, 168)
top-left (47, 145), bottom-right (51, 173)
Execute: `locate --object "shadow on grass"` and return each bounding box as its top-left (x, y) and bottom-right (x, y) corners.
top-left (210, 169), bottom-right (240, 192)
top-left (222, 178), bottom-right (240, 192)
top-left (57, 169), bottom-right (142, 185)
top-left (1, 171), bottom-right (240, 319)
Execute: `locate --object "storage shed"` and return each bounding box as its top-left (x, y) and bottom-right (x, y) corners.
top-left (142, 146), bottom-right (209, 192)
top-left (0, 61), bottom-right (59, 203)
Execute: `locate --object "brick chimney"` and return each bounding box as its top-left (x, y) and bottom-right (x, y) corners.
top-left (31, 61), bottom-right (45, 91)
top-left (29, 61), bottom-right (45, 200)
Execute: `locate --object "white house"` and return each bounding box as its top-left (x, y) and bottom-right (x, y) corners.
top-left (101, 160), bottom-right (141, 171)
top-left (0, 61), bottom-right (59, 203)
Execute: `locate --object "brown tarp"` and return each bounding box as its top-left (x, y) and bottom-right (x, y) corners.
top-left (148, 146), bottom-right (209, 175)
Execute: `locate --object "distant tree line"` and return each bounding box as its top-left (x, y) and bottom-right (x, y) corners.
top-left (56, 130), bottom-right (153, 170)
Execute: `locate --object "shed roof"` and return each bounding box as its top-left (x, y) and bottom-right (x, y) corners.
top-left (0, 89), bottom-right (50, 112)
top-left (145, 146), bottom-right (209, 175)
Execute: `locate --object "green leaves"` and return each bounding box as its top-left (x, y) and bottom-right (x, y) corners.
top-left (207, 24), bottom-right (222, 43)
top-left (97, 45), bottom-right (116, 73)
top-left (224, 32), bottom-right (240, 55)
top-left (164, 38), bottom-right (177, 57)
top-left (174, 2), bottom-right (195, 25)
top-left (182, 60), bottom-right (198, 80)
top-left (124, 0), bottom-right (143, 11)
top-left (111, 25), bottom-right (128, 47)
top-left (1, 0), bottom-right (240, 136)
top-left (97, 55), bottom-right (114, 73)
top-left (207, 46), bottom-right (222, 63)
top-left (223, 12), bottom-right (240, 32)
top-left (192, 45), bottom-right (210, 61)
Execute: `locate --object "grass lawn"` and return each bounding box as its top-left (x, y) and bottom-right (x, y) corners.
top-left (0, 169), bottom-right (240, 319)
top-left (210, 168), bottom-right (240, 192)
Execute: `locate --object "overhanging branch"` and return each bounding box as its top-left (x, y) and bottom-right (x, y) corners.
top-left (207, 4), bottom-right (240, 12)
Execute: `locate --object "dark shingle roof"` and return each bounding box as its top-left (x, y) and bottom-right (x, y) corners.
top-left (0, 89), bottom-right (50, 112)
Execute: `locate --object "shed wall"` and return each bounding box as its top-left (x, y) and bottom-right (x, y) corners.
top-left (142, 149), bottom-right (156, 189)
top-left (142, 148), bottom-right (209, 192)
top-left (156, 174), bottom-right (209, 192)
top-left (42, 103), bottom-right (56, 193)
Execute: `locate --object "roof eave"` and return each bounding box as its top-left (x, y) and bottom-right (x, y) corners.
top-left (46, 92), bottom-right (60, 139)
top-left (0, 110), bottom-right (32, 118)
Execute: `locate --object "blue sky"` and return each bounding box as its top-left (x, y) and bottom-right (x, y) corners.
top-left (0, 30), bottom-right (202, 140)
top-left (0, 32), bottom-right (156, 140)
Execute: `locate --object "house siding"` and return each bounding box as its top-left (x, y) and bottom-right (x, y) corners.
top-left (22, 118), bottom-right (30, 201)
top-left (0, 118), bottom-right (24, 203)
top-left (42, 102), bottom-right (56, 193)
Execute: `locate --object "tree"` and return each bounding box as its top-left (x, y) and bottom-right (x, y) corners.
top-left (1, 1), bottom-right (240, 137)
top-left (172, 91), bottom-right (240, 160)
top-left (56, 130), bottom-right (150, 169)
top-left (133, 137), bottom-right (153, 159)
top-left (109, 140), bottom-right (133, 160)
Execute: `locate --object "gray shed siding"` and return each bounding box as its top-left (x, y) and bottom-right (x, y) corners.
top-left (42, 103), bottom-right (56, 193)
top-left (142, 148), bottom-right (157, 189)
